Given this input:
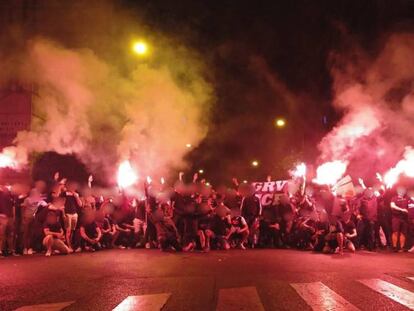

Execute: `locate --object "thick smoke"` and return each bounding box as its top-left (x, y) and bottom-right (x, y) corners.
top-left (318, 33), bottom-right (414, 178)
top-left (1, 5), bottom-right (212, 184)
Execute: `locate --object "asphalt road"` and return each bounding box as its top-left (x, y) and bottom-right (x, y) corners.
top-left (1, 249), bottom-right (413, 311)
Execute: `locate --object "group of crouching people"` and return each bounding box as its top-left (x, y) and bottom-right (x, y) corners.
top-left (0, 176), bottom-right (413, 257)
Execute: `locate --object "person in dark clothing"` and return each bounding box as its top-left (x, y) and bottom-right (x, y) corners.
top-left (62, 181), bottom-right (83, 252)
top-left (240, 186), bottom-right (261, 247)
top-left (390, 187), bottom-right (409, 252)
top-left (376, 190), bottom-right (392, 248)
top-left (341, 212), bottom-right (357, 252)
top-left (259, 204), bottom-right (281, 248)
top-left (278, 195), bottom-right (296, 247)
top-left (80, 212), bottom-right (102, 251)
top-left (356, 188), bottom-right (378, 251)
top-left (0, 188), bottom-right (17, 256)
top-left (182, 199), bottom-right (198, 252)
top-left (205, 204), bottom-right (231, 250)
top-left (153, 209), bottom-right (182, 252)
top-left (196, 202), bottom-right (213, 251)
top-left (95, 209), bottom-right (116, 248)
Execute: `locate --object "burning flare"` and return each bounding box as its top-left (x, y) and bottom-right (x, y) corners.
top-left (383, 146), bottom-right (414, 188)
top-left (313, 160), bottom-right (347, 186)
top-left (0, 151), bottom-right (18, 168)
top-left (291, 163), bottom-right (307, 178)
top-left (117, 160), bottom-right (138, 189)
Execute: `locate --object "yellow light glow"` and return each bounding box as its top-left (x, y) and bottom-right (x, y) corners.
top-left (252, 160), bottom-right (259, 167)
top-left (275, 118), bottom-right (286, 128)
top-left (198, 169), bottom-right (204, 174)
top-left (186, 143), bottom-right (192, 148)
top-left (132, 41), bottom-right (148, 55)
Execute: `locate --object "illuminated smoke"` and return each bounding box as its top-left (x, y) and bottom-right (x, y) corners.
top-left (317, 34), bottom-right (414, 178)
top-left (384, 147), bottom-right (414, 188)
top-left (290, 162), bottom-right (307, 178)
top-left (0, 149), bottom-right (18, 168)
top-left (0, 6), bottom-right (213, 184)
top-left (313, 160), bottom-right (347, 186)
top-left (117, 160), bottom-right (138, 189)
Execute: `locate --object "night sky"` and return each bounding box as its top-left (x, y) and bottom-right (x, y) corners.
top-left (130, 0), bottom-right (414, 183)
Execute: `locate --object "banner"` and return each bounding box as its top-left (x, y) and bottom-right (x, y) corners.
top-left (252, 181), bottom-right (288, 207)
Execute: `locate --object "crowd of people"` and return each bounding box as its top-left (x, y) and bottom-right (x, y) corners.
top-left (0, 172), bottom-right (413, 258)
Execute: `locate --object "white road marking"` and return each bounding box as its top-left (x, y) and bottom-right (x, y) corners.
top-left (216, 286), bottom-right (264, 311)
top-left (291, 282), bottom-right (360, 311)
top-left (408, 277), bottom-right (414, 282)
top-left (113, 293), bottom-right (171, 311)
top-left (15, 301), bottom-right (75, 311)
top-left (359, 278), bottom-right (414, 310)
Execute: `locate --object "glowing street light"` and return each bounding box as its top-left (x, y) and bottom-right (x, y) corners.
top-left (251, 160), bottom-right (259, 167)
top-left (185, 143), bottom-right (192, 148)
top-left (275, 118), bottom-right (286, 128)
top-left (132, 40), bottom-right (148, 55)
top-left (198, 169), bottom-right (204, 174)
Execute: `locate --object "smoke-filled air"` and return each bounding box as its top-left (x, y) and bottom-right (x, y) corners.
top-left (0, 2), bottom-right (213, 185)
top-left (315, 33), bottom-right (414, 185)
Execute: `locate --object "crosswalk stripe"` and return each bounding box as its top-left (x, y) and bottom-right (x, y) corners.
top-left (216, 286), bottom-right (264, 311)
top-left (291, 282), bottom-right (360, 311)
top-left (359, 279), bottom-right (414, 310)
top-left (112, 293), bottom-right (171, 311)
top-left (408, 277), bottom-right (414, 282)
top-left (15, 301), bottom-right (75, 311)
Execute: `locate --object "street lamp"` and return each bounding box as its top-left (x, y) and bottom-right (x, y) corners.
top-left (275, 118), bottom-right (286, 128)
top-left (251, 160), bottom-right (259, 167)
top-left (132, 40), bottom-right (148, 56)
top-left (198, 169), bottom-right (204, 174)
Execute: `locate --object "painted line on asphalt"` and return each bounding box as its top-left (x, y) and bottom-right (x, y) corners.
top-left (15, 301), bottom-right (75, 311)
top-left (216, 286), bottom-right (264, 311)
top-left (291, 282), bottom-right (360, 311)
top-left (112, 293), bottom-right (171, 311)
top-left (359, 279), bottom-right (414, 310)
top-left (408, 277), bottom-right (414, 282)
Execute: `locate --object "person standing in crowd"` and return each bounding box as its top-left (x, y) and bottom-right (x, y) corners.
top-left (0, 186), bottom-right (17, 257)
top-left (21, 181), bottom-right (47, 255)
top-left (196, 202), bottom-right (213, 252)
top-left (376, 189), bottom-right (392, 249)
top-left (356, 188), bottom-right (378, 251)
top-left (390, 187), bottom-right (409, 252)
top-left (408, 195), bottom-right (414, 252)
top-left (63, 181), bottom-right (83, 252)
top-left (259, 202), bottom-right (281, 248)
top-left (239, 184), bottom-right (261, 247)
top-left (42, 211), bottom-right (70, 257)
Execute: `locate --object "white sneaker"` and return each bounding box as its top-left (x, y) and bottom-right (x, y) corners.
top-left (408, 246), bottom-right (414, 253)
top-left (45, 250), bottom-right (52, 257)
top-left (74, 247), bottom-right (82, 253)
top-left (23, 248), bottom-right (28, 255)
top-left (27, 248), bottom-right (33, 255)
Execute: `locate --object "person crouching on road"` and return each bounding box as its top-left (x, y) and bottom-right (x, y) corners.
top-left (226, 213), bottom-right (249, 250)
top-left (154, 209), bottom-right (182, 252)
top-left (341, 212), bottom-right (357, 252)
top-left (80, 212), bottom-right (102, 252)
top-left (42, 211), bottom-right (70, 257)
top-left (205, 203), bottom-right (231, 250)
